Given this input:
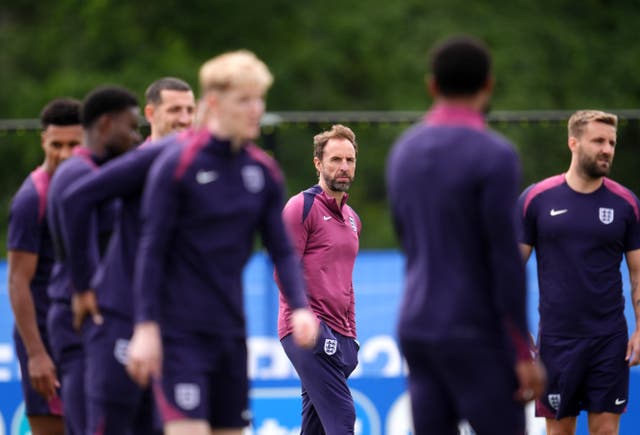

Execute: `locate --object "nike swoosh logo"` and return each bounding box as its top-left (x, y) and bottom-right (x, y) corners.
top-left (615, 398), bottom-right (626, 405)
top-left (550, 209), bottom-right (568, 216)
top-left (323, 216), bottom-right (332, 221)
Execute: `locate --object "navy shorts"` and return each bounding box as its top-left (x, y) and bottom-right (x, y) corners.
top-left (13, 328), bottom-right (63, 417)
top-left (536, 332), bottom-right (629, 419)
top-left (86, 392), bottom-right (159, 435)
top-left (153, 331), bottom-right (250, 429)
top-left (47, 301), bottom-right (86, 435)
top-left (281, 321), bottom-right (359, 434)
top-left (84, 311), bottom-right (159, 435)
top-left (400, 337), bottom-right (524, 435)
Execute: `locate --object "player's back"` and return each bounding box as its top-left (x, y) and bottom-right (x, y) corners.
top-left (387, 120), bottom-right (523, 344)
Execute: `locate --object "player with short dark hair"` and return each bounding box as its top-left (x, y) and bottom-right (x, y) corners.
top-left (144, 77), bottom-right (195, 141)
top-left (40, 99), bottom-right (83, 129)
top-left (277, 124), bottom-right (361, 434)
top-left (386, 35), bottom-right (545, 434)
top-left (520, 110), bottom-right (640, 435)
top-left (59, 77), bottom-right (195, 435)
top-left (8, 98), bottom-right (82, 435)
top-left (429, 37), bottom-right (491, 97)
top-left (125, 50), bottom-right (318, 435)
top-left (47, 85), bottom-right (141, 435)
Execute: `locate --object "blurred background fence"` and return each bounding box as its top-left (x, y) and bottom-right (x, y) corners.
top-left (2, 110), bottom-right (640, 253)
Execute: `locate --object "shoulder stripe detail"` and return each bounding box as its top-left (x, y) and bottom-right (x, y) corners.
top-left (302, 185), bottom-right (323, 224)
top-left (246, 144), bottom-right (283, 184)
top-left (424, 103), bottom-right (486, 131)
top-left (30, 167), bottom-right (50, 223)
top-left (522, 174), bottom-right (565, 217)
top-left (174, 128), bottom-right (211, 180)
top-left (604, 178), bottom-right (640, 221)
top-left (72, 146), bottom-right (97, 168)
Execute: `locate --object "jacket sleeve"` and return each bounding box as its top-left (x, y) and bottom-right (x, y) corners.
top-left (260, 177), bottom-right (308, 310)
top-left (60, 146), bottom-right (161, 293)
top-left (480, 146), bottom-right (532, 361)
top-left (132, 146), bottom-right (181, 324)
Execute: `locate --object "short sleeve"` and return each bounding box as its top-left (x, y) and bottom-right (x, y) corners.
top-left (7, 185), bottom-right (41, 253)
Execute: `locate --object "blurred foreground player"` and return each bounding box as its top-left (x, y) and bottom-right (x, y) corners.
top-left (8, 98), bottom-right (82, 435)
top-left (47, 86), bottom-right (141, 435)
top-left (60, 77), bottom-right (195, 435)
top-left (126, 50), bottom-right (318, 435)
top-left (519, 110), bottom-right (640, 435)
top-left (385, 35), bottom-right (545, 435)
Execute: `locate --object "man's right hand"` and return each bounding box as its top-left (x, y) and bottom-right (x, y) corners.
top-left (514, 358), bottom-right (546, 403)
top-left (72, 289), bottom-right (103, 331)
top-left (126, 322), bottom-right (162, 388)
top-left (290, 308), bottom-right (319, 349)
top-left (28, 351), bottom-right (59, 401)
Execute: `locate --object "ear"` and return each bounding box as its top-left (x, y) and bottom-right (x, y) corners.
top-left (568, 136), bottom-right (578, 153)
top-left (313, 156), bottom-right (321, 172)
top-left (483, 75), bottom-right (495, 94)
top-left (426, 75), bottom-right (438, 98)
top-left (144, 103), bottom-right (155, 123)
top-left (40, 131), bottom-right (47, 152)
top-left (205, 91), bottom-right (219, 111)
top-left (96, 113), bottom-right (112, 135)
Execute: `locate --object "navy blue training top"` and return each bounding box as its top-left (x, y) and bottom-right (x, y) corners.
top-left (61, 138), bottom-right (170, 317)
top-left (386, 103), bottom-right (530, 360)
top-left (520, 174), bottom-right (640, 337)
top-left (48, 147), bottom-right (115, 302)
top-left (133, 129), bottom-right (308, 337)
top-left (7, 167), bottom-right (54, 328)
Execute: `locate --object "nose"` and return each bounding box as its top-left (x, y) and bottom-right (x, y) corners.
top-left (179, 109), bottom-right (193, 126)
top-left (59, 146), bottom-right (74, 160)
top-left (602, 143), bottom-right (614, 156)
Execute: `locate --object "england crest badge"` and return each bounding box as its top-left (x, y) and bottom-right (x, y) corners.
top-left (349, 216), bottom-right (357, 233)
top-left (113, 339), bottom-right (130, 365)
top-left (548, 393), bottom-right (561, 411)
top-left (175, 383), bottom-right (201, 410)
top-left (324, 338), bottom-right (338, 356)
top-left (242, 165), bottom-right (264, 193)
top-left (599, 207), bottom-right (614, 225)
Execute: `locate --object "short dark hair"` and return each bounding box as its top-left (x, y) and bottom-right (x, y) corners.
top-left (313, 124), bottom-right (358, 160)
top-left (40, 98), bottom-right (82, 129)
top-left (430, 35), bottom-right (491, 97)
top-left (145, 77), bottom-right (192, 106)
top-left (81, 85), bottom-right (139, 128)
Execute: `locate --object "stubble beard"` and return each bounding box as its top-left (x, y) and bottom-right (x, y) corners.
top-left (323, 173), bottom-right (353, 193)
top-left (580, 153), bottom-right (611, 179)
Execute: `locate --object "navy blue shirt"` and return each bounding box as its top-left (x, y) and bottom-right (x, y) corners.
top-left (7, 167), bottom-right (54, 328)
top-left (520, 174), bottom-right (640, 337)
top-left (133, 129), bottom-right (308, 337)
top-left (386, 104), bottom-right (530, 359)
top-left (47, 147), bottom-right (114, 302)
top-left (61, 139), bottom-right (169, 318)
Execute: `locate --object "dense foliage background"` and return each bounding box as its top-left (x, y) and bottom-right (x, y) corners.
top-left (1, 0), bottom-right (640, 253)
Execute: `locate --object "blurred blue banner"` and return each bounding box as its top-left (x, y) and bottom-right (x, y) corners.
top-left (1, 252), bottom-right (639, 434)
